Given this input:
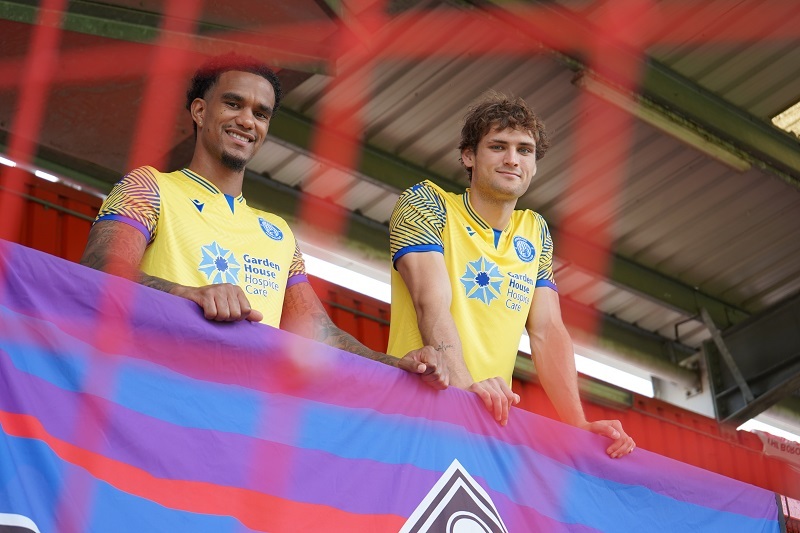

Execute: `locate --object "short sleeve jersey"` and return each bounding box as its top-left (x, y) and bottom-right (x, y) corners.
top-left (95, 166), bottom-right (307, 327)
top-left (387, 180), bottom-right (557, 385)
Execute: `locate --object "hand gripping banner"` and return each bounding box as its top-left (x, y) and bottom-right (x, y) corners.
top-left (0, 241), bottom-right (781, 532)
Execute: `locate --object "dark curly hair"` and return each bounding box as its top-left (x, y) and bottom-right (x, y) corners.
top-left (186, 53), bottom-right (283, 133)
top-left (458, 93), bottom-right (550, 179)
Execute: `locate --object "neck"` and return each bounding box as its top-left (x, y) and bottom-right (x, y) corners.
top-left (187, 152), bottom-right (244, 196)
top-left (467, 189), bottom-right (516, 230)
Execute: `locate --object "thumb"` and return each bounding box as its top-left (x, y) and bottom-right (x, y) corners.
top-left (397, 356), bottom-right (426, 374)
top-left (598, 423), bottom-right (620, 439)
top-left (246, 308), bottom-right (264, 322)
top-left (585, 421), bottom-right (619, 439)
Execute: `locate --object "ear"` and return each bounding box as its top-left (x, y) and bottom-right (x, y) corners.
top-left (190, 98), bottom-right (206, 129)
top-left (461, 148), bottom-right (475, 169)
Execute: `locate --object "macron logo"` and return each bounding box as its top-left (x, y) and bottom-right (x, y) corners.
top-left (192, 199), bottom-right (204, 212)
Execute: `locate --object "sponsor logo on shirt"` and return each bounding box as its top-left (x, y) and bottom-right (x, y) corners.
top-left (259, 217), bottom-right (284, 241)
top-left (505, 272), bottom-right (533, 312)
top-left (460, 257), bottom-right (504, 305)
top-left (513, 236), bottom-right (535, 263)
top-left (243, 253), bottom-right (282, 297)
top-left (197, 242), bottom-right (283, 298)
top-left (466, 225), bottom-right (476, 237)
top-left (198, 241), bottom-right (240, 284)
top-left (192, 198), bottom-right (205, 212)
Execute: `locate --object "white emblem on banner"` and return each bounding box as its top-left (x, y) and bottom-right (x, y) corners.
top-left (399, 459), bottom-right (509, 533)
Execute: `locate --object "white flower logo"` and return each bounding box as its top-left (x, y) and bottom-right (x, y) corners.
top-left (198, 241), bottom-right (240, 284)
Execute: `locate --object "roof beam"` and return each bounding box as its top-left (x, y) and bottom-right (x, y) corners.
top-left (268, 108), bottom-right (751, 328)
top-left (269, 108), bottom-right (463, 194)
top-left (0, 0), bottom-right (332, 73)
top-left (641, 60), bottom-right (800, 186)
top-left (704, 291), bottom-right (800, 423)
top-left (471, 0), bottom-right (800, 188)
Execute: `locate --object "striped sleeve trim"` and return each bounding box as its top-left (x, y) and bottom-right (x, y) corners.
top-left (535, 213), bottom-right (557, 290)
top-left (95, 214), bottom-right (151, 242)
top-left (393, 244), bottom-right (444, 267)
top-left (535, 279), bottom-right (558, 292)
top-left (390, 181), bottom-right (447, 266)
top-left (288, 240), bottom-right (307, 279)
top-left (96, 167), bottom-right (161, 244)
top-left (287, 274), bottom-right (308, 288)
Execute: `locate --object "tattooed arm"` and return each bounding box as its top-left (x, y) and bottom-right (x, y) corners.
top-left (280, 281), bottom-right (448, 389)
top-left (396, 251), bottom-right (519, 425)
top-left (80, 220), bottom-right (263, 322)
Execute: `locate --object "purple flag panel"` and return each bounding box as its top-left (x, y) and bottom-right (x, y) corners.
top-left (0, 240), bottom-right (782, 532)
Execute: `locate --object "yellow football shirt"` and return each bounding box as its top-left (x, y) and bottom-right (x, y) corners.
top-left (95, 166), bottom-right (307, 327)
top-left (387, 180), bottom-right (557, 384)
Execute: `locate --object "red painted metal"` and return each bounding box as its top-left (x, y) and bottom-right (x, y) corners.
top-left (309, 276), bottom-right (391, 354)
top-left (783, 496), bottom-right (800, 532)
top-left (10, 171), bottom-right (101, 262)
top-left (515, 380), bottom-right (800, 500)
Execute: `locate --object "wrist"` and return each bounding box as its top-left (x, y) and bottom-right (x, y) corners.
top-left (167, 283), bottom-right (188, 297)
top-left (570, 417), bottom-right (590, 428)
top-left (450, 372), bottom-right (474, 390)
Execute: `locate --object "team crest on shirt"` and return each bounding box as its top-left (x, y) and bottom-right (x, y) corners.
top-left (198, 241), bottom-right (240, 284)
top-left (258, 217), bottom-right (284, 241)
top-left (460, 257), bottom-right (504, 305)
top-left (513, 236), bottom-right (536, 263)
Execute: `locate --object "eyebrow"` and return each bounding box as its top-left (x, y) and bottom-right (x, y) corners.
top-left (487, 138), bottom-right (535, 147)
top-left (221, 92), bottom-right (273, 117)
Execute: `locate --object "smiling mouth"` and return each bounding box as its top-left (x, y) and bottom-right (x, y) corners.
top-left (497, 170), bottom-right (520, 177)
top-left (227, 130), bottom-right (254, 143)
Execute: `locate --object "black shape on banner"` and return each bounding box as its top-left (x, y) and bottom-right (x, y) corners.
top-left (0, 513), bottom-right (41, 533)
top-left (400, 459), bottom-right (510, 533)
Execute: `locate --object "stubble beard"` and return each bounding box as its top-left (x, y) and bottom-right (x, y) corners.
top-left (221, 150), bottom-right (247, 172)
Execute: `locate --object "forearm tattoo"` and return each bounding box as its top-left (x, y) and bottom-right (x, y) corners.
top-left (80, 223), bottom-right (137, 271)
top-left (81, 222), bottom-right (176, 295)
top-left (310, 311), bottom-right (398, 366)
top-left (140, 274), bottom-right (178, 294)
top-left (283, 284), bottom-right (398, 366)
top-left (435, 341), bottom-right (454, 352)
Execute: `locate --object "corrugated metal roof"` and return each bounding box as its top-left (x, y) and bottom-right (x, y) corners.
top-left (246, 2), bottom-right (800, 356)
top-left (562, 0), bottom-right (800, 120)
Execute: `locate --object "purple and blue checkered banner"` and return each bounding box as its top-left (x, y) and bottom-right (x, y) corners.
top-left (0, 240), bottom-right (781, 532)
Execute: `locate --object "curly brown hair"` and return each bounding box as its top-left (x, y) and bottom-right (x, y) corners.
top-left (458, 93), bottom-right (550, 179)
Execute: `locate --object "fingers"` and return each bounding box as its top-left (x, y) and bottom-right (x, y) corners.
top-left (606, 429), bottom-right (636, 458)
top-left (398, 347), bottom-right (449, 390)
top-left (585, 420), bottom-right (636, 458)
top-left (469, 378), bottom-right (517, 426)
top-left (420, 364), bottom-right (448, 390)
top-left (184, 284), bottom-right (260, 322)
top-left (238, 290), bottom-right (263, 322)
top-left (607, 440), bottom-right (636, 458)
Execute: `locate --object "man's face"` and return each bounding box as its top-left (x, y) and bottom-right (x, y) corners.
top-left (194, 70), bottom-right (276, 171)
top-left (461, 126), bottom-right (538, 202)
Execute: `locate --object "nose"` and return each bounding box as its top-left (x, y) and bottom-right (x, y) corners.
top-left (504, 149), bottom-right (520, 167)
top-left (235, 107), bottom-right (255, 129)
